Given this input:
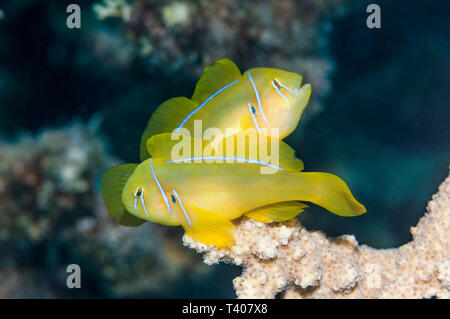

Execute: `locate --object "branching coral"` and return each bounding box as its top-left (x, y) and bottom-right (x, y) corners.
top-left (184, 170), bottom-right (450, 299)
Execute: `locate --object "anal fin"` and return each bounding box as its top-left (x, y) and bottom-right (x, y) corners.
top-left (245, 201), bottom-right (308, 223)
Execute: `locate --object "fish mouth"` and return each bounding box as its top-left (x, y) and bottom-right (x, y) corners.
top-left (293, 79), bottom-right (304, 95)
top-left (294, 81), bottom-right (301, 95)
top-left (296, 83), bottom-right (310, 96)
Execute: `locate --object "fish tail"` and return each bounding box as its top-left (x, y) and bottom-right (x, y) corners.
top-left (290, 171), bottom-right (366, 216)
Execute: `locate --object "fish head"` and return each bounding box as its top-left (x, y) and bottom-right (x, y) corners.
top-left (121, 159), bottom-right (176, 225)
top-left (246, 68), bottom-right (311, 138)
top-left (121, 161), bottom-right (153, 221)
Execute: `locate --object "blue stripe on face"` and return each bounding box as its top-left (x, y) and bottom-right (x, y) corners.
top-left (140, 193), bottom-right (150, 216)
top-left (248, 102), bottom-right (261, 134)
top-left (174, 79), bottom-right (240, 133)
top-left (172, 189), bottom-right (192, 227)
top-left (133, 187), bottom-right (149, 216)
top-left (134, 188), bottom-right (139, 210)
top-left (166, 156), bottom-right (284, 171)
top-left (247, 71), bottom-right (268, 123)
top-left (150, 159), bottom-right (172, 215)
top-left (272, 80), bottom-right (290, 109)
top-left (275, 78), bottom-right (297, 94)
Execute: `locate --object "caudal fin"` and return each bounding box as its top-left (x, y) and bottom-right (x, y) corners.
top-left (293, 172), bottom-right (366, 216)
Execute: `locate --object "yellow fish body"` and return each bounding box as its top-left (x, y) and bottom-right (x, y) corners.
top-left (139, 59), bottom-right (311, 160)
top-left (102, 133), bottom-right (366, 247)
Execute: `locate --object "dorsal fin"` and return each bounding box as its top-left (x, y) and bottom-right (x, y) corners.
top-left (140, 59), bottom-right (241, 161)
top-left (146, 132), bottom-right (210, 162)
top-left (146, 131), bottom-right (304, 171)
top-left (139, 97), bottom-right (199, 161)
top-left (191, 58), bottom-right (242, 104)
top-left (101, 164), bottom-right (146, 226)
top-left (215, 131), bottom-right (304, 171)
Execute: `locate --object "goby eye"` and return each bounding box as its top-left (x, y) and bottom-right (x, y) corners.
top-left (133, 187), bottom-right (149, 216)
top-left (272, 78), bottom-right (282, 90)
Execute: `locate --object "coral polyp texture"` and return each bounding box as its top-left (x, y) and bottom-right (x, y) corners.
top-left (184, 170), bottom-right (450, 299)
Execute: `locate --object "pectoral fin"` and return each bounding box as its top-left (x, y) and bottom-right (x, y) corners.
top-left (191, 58), bottom-right (241, 103)
top-left (101, 164), bottom-right (146, 226)
top-left (245, 201), bottom-right (308, 223)
top-left (180, 204), bottom-right (235, 248)
top-left (239, 113), bottom-right (254, 131)
top-left (140, 97), bottom-right (199, 161)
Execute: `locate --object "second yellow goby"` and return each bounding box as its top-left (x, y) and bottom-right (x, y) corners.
top-left (139, 58), bottom-right (312, 160)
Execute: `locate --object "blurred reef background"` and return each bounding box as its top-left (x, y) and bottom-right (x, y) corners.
top-left (0, 0), bottom-right (449, 298)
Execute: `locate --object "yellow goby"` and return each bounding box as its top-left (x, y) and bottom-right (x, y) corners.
top-left (102, 133), bottom-right (366, 248)
top-left (139, 58), bottom-right (312, 161)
